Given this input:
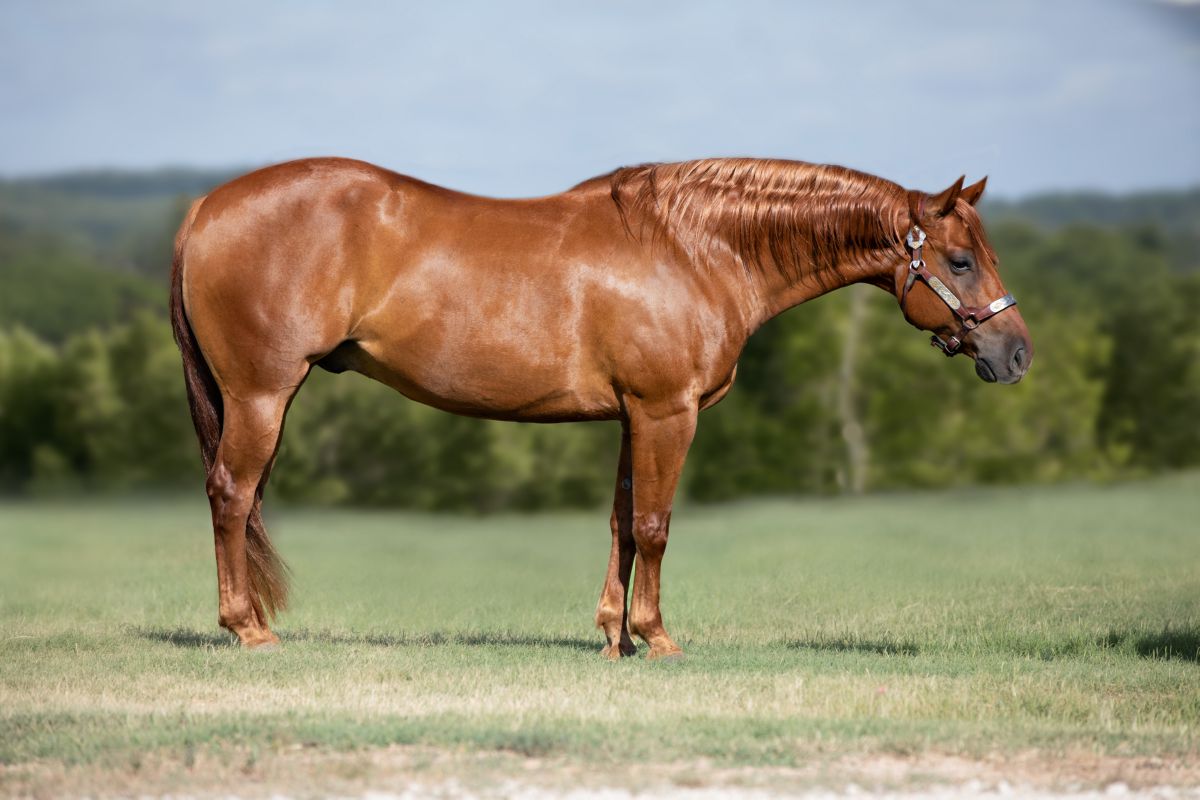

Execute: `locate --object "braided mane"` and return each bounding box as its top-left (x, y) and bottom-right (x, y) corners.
top-left (608, 158), bottom-right (911, 285)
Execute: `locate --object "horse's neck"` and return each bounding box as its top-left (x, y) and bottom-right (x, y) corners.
top-left (662, 186), bottom-right (907, 332)
top-left (747, 245), bottom-right (900, 330)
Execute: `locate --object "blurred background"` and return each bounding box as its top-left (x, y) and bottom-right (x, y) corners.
top-left (1, 0), bottom-right (1197, 511)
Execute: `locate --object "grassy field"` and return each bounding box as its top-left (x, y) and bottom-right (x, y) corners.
top-left (2, 474), bottom-right (1199, 794)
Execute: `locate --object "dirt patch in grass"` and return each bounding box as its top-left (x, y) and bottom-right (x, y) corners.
top-left (4, 745), bottom-right (1199, 798)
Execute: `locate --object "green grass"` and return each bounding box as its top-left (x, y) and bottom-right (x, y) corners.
top-left (2, 474), bottom-right (1199, 773)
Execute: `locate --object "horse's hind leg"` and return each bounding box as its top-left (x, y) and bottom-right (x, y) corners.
top-left (208, 391), bottom-right (292, 648)
top-left (595, 419), bottom-right (637, 659)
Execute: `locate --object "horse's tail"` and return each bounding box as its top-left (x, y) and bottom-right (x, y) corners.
top-left (170, 199), bottom-right (219, 472)
top-left (169, 197), bottom-right (289, 618)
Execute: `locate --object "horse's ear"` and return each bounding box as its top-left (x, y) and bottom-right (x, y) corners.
top-left (961, 176), bottom-right (987, 207)
top-left (930, 176), bottom-right (965, 218)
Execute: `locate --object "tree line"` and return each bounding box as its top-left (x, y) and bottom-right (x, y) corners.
top-left (1, 181), bottom-right (1197, 509)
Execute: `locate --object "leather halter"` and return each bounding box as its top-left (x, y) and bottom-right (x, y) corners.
top-left (900, 221), bottom-right (1018, 357)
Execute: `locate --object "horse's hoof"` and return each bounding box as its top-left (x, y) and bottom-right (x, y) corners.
top-left (600, 642), bottom-right (638, 660)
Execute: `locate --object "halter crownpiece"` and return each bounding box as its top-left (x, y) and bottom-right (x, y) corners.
top-left (901, 222), bottom-right (1017, 357)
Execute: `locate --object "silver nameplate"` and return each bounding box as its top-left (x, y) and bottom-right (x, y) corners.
top-left (989, 297), bottom-right (1013, 313)
top-left (926, 276), bottom-right (961, 310)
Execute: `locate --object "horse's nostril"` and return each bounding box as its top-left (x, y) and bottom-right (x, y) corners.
top-left (1012, 346), bottom-right (1026, 371)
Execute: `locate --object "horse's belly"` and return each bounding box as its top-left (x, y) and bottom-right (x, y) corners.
top-left (343, 335), bottom-right (618, 422)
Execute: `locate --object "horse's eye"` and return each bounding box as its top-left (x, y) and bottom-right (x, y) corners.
top-left (950, 257), bottom-right (973, 274)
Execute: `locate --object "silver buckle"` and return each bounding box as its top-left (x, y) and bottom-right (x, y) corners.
top-left (905, 226), bottom-right (926, 250)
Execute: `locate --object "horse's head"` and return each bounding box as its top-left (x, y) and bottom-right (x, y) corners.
top-left (895, 176), bottom-right (1033, 384)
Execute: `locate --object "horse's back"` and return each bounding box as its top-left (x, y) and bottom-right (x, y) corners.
top-left (184, 157), bottom-right (610, 313)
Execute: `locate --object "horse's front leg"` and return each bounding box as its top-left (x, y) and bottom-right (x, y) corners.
top-left (625, 396), bottom-right (698, 660)
top-left (596, 420), bottom-right (637, 659)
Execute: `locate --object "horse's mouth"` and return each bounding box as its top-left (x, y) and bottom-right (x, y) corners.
top-left (975, 358), bottom-right (998, 383)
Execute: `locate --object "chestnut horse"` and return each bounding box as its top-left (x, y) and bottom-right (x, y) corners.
top-left (170, 157), bottom-right (1032, 657)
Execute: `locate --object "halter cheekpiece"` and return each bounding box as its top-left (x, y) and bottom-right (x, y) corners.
top-left (900, 221), bottom-right (1017, 357)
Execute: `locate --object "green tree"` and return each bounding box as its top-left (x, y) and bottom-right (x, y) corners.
top-left (1098, 272), bottom-right (1200, 469)
top-left (0, 327), bottom-right (61, 489)
top-left (687, 291), bottom-right (844, 500)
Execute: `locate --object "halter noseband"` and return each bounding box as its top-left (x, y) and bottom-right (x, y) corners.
top-left (900, 221), bottom-right (1018, 357)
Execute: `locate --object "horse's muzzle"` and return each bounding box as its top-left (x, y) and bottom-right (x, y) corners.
top-left (976, 334), bottom-right (1032, 384)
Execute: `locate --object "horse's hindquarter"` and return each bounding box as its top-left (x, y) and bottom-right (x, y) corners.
top-left (184, 159), bottom-right (745, 420)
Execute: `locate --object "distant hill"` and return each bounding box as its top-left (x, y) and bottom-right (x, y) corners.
top-left (982, 189), bottom-right (1200, 271)
top-left (983, 188), bottom-right (1200, 231)
top-left (0, 167), bottom-right (243, 275)
top-left (12, 167), bottom-right (245, 200)
top-left (0, 168), bottom-right (244, 339)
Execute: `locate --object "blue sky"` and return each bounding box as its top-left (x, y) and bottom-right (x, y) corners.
top-left (2, 0), bottom-right (1198, 197)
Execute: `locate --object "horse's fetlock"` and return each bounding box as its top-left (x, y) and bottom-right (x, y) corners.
top-left (218, 597), bottom-right (255, 630)
top-left (595, 599), bottom-right (623, 628)
top-left (628, 607), bottom-right (660, 639)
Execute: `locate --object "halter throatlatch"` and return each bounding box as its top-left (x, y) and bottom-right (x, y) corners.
top-left (900, 223), bottom-right (1018, 357)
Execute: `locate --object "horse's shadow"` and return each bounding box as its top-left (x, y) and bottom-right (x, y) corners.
top-left (783, 627), bottom-right (1200, 664)
top-left (1099, 628), bottom-right (1200, 664)
top-left (138, 626), bottom-right (1200, 664)
top-left (784, 637), bottom-right (921, 656)
top-left (136, 626), bottom-right (598, 652)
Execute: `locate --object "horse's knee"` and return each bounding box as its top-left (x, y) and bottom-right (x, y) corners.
top-left (633, 510), bottom-right (671, 557)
